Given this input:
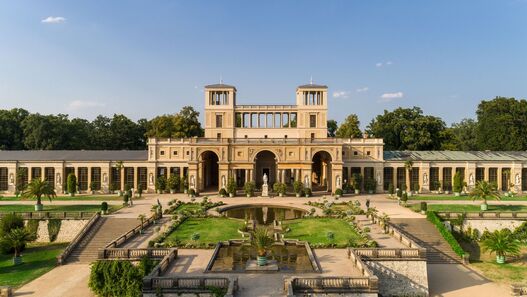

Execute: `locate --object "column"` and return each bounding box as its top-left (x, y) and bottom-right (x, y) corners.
top-left (439, 167), bottom-right (444, 190)
top-left (87, 167), bottom-right (92, 192)
top-left (392, 167), bottom-right (397, 189)
top-left (133, 167), bottom-right (138, 190)
top-left (120, 167), bottom-right (125, 191)
top-left (41, 166), bottom-right (45, 181)
top-left (497, 168), bottom-right (502, 191)
top-left (360, 167), bottom-right (365, 191)
top-left (484, 167), bottom-right (489, 182)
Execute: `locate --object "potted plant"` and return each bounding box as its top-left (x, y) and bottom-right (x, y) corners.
top-left (470, 180), bottom-right (500, 211)
top-left (293, 181), bottom-right (304, 197)
top-left (227, 177), bottom-right (236, 197)
top-left (334, 188), bottom-right (343, 198)
top-left (168, 175), bottom-right (180, 194)
top-left (420, 202), bottom-right (427, 214)
top-left (138, 214), bottom-right (146, 234)
top-left (304, 187), bottom-right (312, 198)
top-left (21, 179), bottom-right (56, 211)
top-left (219, 188), bottom-right (227, 198)
top-left (453, 172), bottom-right (463, 196)
top-left (137, 184), bottom-right (143, 198)
top-left (2, 227), bottom-right (33, 265)
top-left (109, 182), bottom-right (118, 195)
top-left (351, 173), bottom-right (362, 194)
top-left (365, 179), bottom-right (376, 194)
top-left (244, 181), bottom-right (256, 197)
top-left (396, 187), bottom-right (402, 201)
top-left (188, 188), bottom-right (196, 198)
top-left (123, 192), bottom-right (130, 206)
top-left (378, 213), bottom-right (390, 233)
top-left (443, 180), bottom-right (451, 195)
top-left (388, 183), bottom-right (395, 198)
top-left (67, 173), bottom-right (77, 197)
top-left (183, 176), bottom-right (189, 194)
top-left (273, 182), bottom-right (286, 197)
top-left (481, 229), bottom-right (521, 264)
top-left (100, 202), bottom-right (109, 215)
top-left (89, 181), bottom-right (96, 194)
top-left (156, 176), bottom-right (167, 194)
top-left (251, 227), bottom-right (274, 266)
top-left (400, 192), bottom-right (408, 206)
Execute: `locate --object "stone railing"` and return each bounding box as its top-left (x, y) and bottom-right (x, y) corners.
top-left (511, 284), bottom-right (527, 296)
top-left (436, 211), bottom-right (527, 220)
top-left (143, 248), bottom-right (178, 279)
top-left (284, 276), bottom-right (378, 296)
top-left (98, 248), bottom-right (173, 260)
top-left (104, 214), bottom-right (157, 249)
top-left (368, 214), bottom-right (425, 250)
top-left (352, 248), bottom-right (427, 260)
top-left (143, 276), bottom-right (238, 297)
top-left (0, 211), bottom-right (96, 220)
top-left (57, 213), bottom-right (101, 265)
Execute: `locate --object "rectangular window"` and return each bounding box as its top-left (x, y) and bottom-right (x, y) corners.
top-left (522, 169), bottom-right (527, 191)
top-left (309, 114), bottom-right (316, 128)
top-left (31, 167), bottom-right (41, 180)
top-left (430, 167), bottom-right (439, 190)
top-left (216, 114), bottom-right (223, 128)
top-left (243, 113), bottom-right (250, 128)
top-left (282, 113), bottom-right (289, 128)
top-left (456, 167), bottom-right (465, 182)
top-left (0, 168), bottom-right (8, 191)
top-left (476, 168), bottom-right (485, 182)
top-left (235, 113), bottom-right (242, 128)
top-left (489, 168), bottom-right (498, 185)
top-left (396, 167), bottom-right (406, 189)
top-left (91, 167), bottom-right (101, 190)
top-left (290, 113), bottom-right (297, 128)
top-left (124, 167), bottom-right (134, 188)
top-left (383, 167), bottom-right (393, 191)
top-left (78, 167), bottom-right (88, 191)
top-left (217, 133), bottom-right (221, 139)
top-left (111, 167), bottom-right (121, 190)
top-left (18, 167), bottom-right (29, 189)
top-left (266, 113), bottom-right (273, 128)
top-left (138, 167), bottom-right (147, 190)
top-left (443, 167), bottom-right (452, 191)
top-left (157, 167), bottom-right (167, 178)
top-left (45, 167), bottom-right (55, 189)
top-left (501, 168), bottom-right (511, 191)
top-left (364, 167), bottom-right (374, 181)
top-left (410, 168), bottom-right (419, 191)
top-left (274, 113), bottom-right (281, 128)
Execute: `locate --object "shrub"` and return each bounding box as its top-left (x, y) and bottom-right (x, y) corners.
top-left (334, 188), bottom-right (343, 196)
top-left (227, 177), bottom-right (236, 196)
top-left (304, 188), bottom-right (312, 197)
top-left (188, 188), bottom-right (196, 197)
top-left (123, 193), bottom-right (130, 205)
top-left (244, 181), bottom-right (256, 197)
top-left (67, 173), bottom-right (77, 195)
top-left (191, 232), bottom-right (201, 241)
top-left (137, 184), bottom-right (143, 197)
top-left (351, 173), bottom-right (362, 191)
top-left (326, 231), bottom-right (335, 241)
top-left (453, 171), bottom-right (463, 193)
top-left (388, 183), bottom-right (394, 195)
top-left (219, 188), bottom-right (227, 197)
top-left (273, 182), bottom-right (286, 195)
top-left (427, 212), bottom-right (465, 257)
top-left (364, 179), bottom-right (376, 193)
top-left (0, 213), bottom-right (24, 237)
top-left (420, 202), bottom-right (427, 212)
top-left (293, 181), bottom-right (304, 194)
top-left (401, 192), bottom-right (408, 204)
top-left (101, 202), bottom-right (108, 212)
top-left (155, 176), bottom-right (167, 192)
top-left (396, 187), bottom-right (403, 198)
top-left (168, 175), bottom-right (180, 192)
top-left (47, 219), bottom-right (61, 242)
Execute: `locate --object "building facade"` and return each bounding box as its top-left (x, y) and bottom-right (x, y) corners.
top-left (1, 83), bottom-right (527, 195)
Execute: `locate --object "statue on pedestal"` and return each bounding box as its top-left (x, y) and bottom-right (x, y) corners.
top-left (261, 173), bottom-right (269, 197)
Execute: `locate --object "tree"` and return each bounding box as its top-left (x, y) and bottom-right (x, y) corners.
top-left (336, 114), bottom-right (362, 138)
top-left (67, 174), bottom-right (77, 196)
top-left (470, 180), bottom-right (500, 209)
top-left (0, 108), bottom-right (29, 150)
top-left (147, 106), bottom-right (204, 139)
top-left (1, 228), bottom-right (34, 265)
top-left (21, 113), bottom-right (70, 149)
top-left (482, 229), bottom-right (521, 264)
top-left (21, 179), bottom-right (56, 211)
top-left (441, 119), bottom-right (478, 151)
top-left (476, 97), bottom-right (527, 151)
top-left (366, 107), bottom-right (447, 150)
top-left (327, 120), bottom-right (338, 137)
top-left (251, 227), bottom-right (274, 266)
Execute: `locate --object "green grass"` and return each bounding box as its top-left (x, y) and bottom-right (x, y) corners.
top-left (165, 217), bottom-right (243, 245)
top-left (409, 203), bottom-right (527, 213)
top-left (0, 195), bottom-right (139, 201)
top-left (0, 204), bottom-right (120, 213)
top-left (0, 243), bottom-right (67, 287)
top-left (410, 195), bottom-right (527, 201)
top-left (283, 218), bottom-right (361, 246)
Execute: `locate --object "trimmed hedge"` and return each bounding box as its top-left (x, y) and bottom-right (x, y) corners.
top-left (426, 211), bottom-right (465, 257)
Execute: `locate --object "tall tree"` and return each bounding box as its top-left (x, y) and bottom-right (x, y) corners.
top-left (147, 106), bottom-right (204, 139)
top-left (476, 97), bottom-right (527, 151)
top-left (366, 107), bottom-right (447, 150)
top-left (327, 120), bottom-right (338, 137)
top-left (0, 108), bottom-right (29, 149)
top-left (21, 114), bottom-right (70, 150)
top-left (441, 119), bottom-right (478, 151)
top-left (336, 114), bottom-right (362, 138)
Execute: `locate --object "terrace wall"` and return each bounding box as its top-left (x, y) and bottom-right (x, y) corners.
top-left (364, 260), bottom-right (428, 297)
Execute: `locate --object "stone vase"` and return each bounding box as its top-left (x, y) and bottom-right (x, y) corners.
top-left (496, 255), bottom-right (505, 264)
top-left (257, 256), bottom-right (267, 266)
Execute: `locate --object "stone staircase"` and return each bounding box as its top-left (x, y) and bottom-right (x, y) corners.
top-left (390, 218), bottom-right (461, 264)
top-left (66, 217), bottom-right (139, 263)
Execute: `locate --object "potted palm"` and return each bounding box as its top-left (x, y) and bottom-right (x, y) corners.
top-left (470, 180), bottom-right (500, 211)
top-left (251, 227), bottom-right (274, 266)
top-left (168, 175), bottom-right (180, 194)
top-left (137, 184), bottom-right (143, 198)
top-left (482, 229), bottom-right (521, 264)
top-left (156, 176), bottom-right (167, 194)
top-left (273, 182), bottom-right (286, 197)
top-left (227, 177), bottom-right (236, 197)
top-left (22, 179), bottom-right (56, 211)
top-left (2, 227), bottom-right (33, 265)
top-left (89, 181), bottom-right (97, 194)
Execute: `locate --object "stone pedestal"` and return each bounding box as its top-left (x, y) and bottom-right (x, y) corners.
top-left (245, 260), bottom-right (278, 272)
top-left (262, 184), bottom-right (269, 197)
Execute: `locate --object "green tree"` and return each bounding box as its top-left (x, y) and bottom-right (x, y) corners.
top-left (336, 114), bottom-right (362, 138)
top-left (147, 106), bottom-right (204, 138)
top-left (0, 108), bottom-right (29, 149)
top-left (21, 113), bottom-right (70, 149)
top-left (366, 107), bottom-right (447, 150)
top-left (22, 179), bottom-right (56, 210)
top-left (476, 97), bottom-right (527, 150)
top-left (1, 228), bottom-right (34, 265)
top-left (441, 119), bottom-right (479, 151)
top-left (327, 119), bottom-right (338, 137)
top-left (482, 229), bottom-right (521, 264)
top-left (470, 180), bottom-right (500, 208)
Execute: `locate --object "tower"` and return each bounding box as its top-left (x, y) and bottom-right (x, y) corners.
top-left (295, 83), bottom-right (328, 138)
top-left (204, 83), bottom-right (236, 139)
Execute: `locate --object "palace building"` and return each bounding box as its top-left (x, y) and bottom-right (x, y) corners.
top-left (1, 83), bottom-right (527, 195)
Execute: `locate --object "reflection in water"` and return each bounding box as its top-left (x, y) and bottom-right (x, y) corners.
top-left (222, 206), bottom-right (306, 224)
top-left (210, 243), bottom-right (315, 272)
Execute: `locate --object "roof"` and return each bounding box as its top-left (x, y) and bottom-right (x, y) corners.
top-left (297, 83), bottom-right (328, 89)
top-left (204, 83), bottom-right (237, 90)
top-left (384, 151), bottom-right (527, 162)
top-left (0, 150), bottom-right (148, 162)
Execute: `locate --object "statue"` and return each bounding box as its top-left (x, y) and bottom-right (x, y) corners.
top-left (304, 175), bottom-right (309, 186)
top-left (469, 173), bottom-right (475, 186)
top-left (515, 173), bottom-right (521, 186)
top-left (336, 176), bottom-right (341, 189)
top-left (263, 173), bottom-right (268, 185)
top-left (221, 175), bottom-right (226, 189)
top-left (190, 175), bottom-right (195, 189)
top-left (423, 173), bottom-right (428, 186)
top-left (57, 173), bottom-right (62, 184)
top-left (261, 173), bottom-right (269, 197)
top-left (149, 173), bottom-right (154, 185)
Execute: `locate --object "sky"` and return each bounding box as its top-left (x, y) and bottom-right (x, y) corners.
top-left (0, 0), bottom-right (526, 128)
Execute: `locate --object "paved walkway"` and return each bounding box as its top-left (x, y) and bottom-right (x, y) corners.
top-left (355, 215), bottom-right (406, 248)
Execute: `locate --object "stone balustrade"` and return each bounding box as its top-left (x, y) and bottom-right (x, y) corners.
top-left (98, 248), bottom-right (173, 260)
top-left (0, 211), bottom-right (96, 220)
top-left (104, 214), bottom-right (157, 248)
top-left (57, 213), bottom-right (101, 265)
top-left (436, 211), bottom-right (527, 220)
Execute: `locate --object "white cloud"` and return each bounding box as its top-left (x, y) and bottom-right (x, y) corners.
top-left (41, 16), bottom-right (66, 24)
top-left (375, 62), bottom-right (383, 67)
top-left (386, 61), bottom-right (393, 65)
top-left (380, 92), bottom-right (404, 102)
top-left (332, 91), bottom-right (351, 99)
top-left (68, 100), bottom-right (105, 110)
top-left (356, 87), bottom-right (369, 93)
top-left (376, 61), bottom-right (393, 68)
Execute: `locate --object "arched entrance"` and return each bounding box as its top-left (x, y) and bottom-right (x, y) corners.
top-left (254, 150), bottom-right (277, 187)
top-left (312, 151), bottom-right (332, 192)
top-left (201, 151), bottom-right (219, 191)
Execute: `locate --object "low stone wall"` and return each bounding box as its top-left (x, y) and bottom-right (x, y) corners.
top-left (364, 260), bottom-right (428, 297)
top-left (462, 219), bottom-right (524, 234)
top-left (25, 219), bottom-right (89, 243)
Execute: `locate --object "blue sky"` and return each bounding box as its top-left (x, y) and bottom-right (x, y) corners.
top-left (0, 0), bottom-right (526, 128)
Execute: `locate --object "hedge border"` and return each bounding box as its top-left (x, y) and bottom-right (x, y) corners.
top-left (426, 211), bottom-right (465, 257)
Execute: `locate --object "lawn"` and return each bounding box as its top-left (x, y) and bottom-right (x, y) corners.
top-left (165, 217), bottom-right (243, 245)
top-left (410, 195), bottom-right (527, 201)
top-left (0, 195), bottom-right (139, 201)
top-left (175, 203), bottom-right (203, 212)
top-left (408, 203), bottom-right (527, 213)
top-left (0, 243), bottom-right (67, 287)
top-left (283, 218), bottom-right (362, 246)
top-left (0, 204), bottom-right (120, 213)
